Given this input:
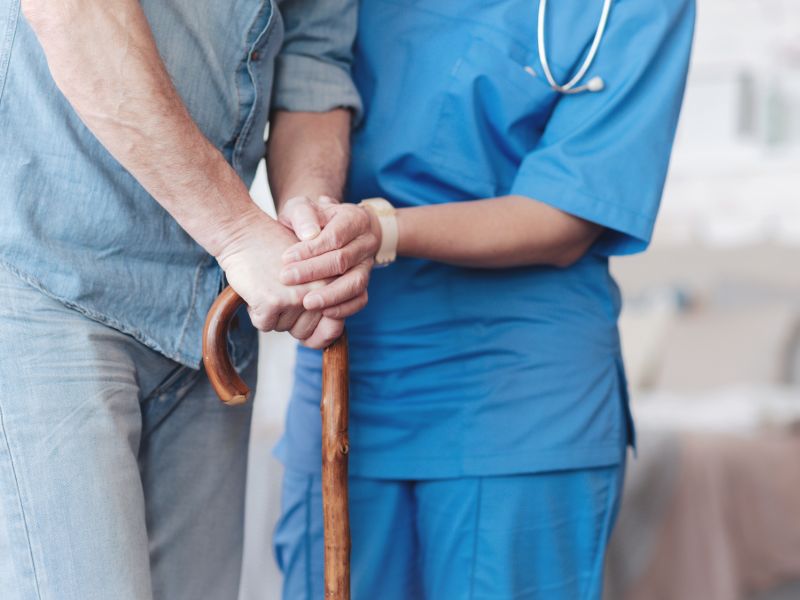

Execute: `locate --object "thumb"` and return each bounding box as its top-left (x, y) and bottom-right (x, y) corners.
top-left (279, 196), bottom-right (322, 241)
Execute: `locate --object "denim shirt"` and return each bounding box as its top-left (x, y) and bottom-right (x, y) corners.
top-left (0, 0), bottom-right (361, 368)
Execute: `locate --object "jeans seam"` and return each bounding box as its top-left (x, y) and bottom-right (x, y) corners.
top-left (468, 478), bottom-right (482, 600)
top-left (0, 402), bottom-right (43, 599)
top-left (143, 364), bottom-right (187, 402)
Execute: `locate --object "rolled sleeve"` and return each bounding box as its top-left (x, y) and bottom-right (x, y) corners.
top-left (510, 0), bottom-right (695, 256)
top-left (273, 0), bottom-right (363, 123)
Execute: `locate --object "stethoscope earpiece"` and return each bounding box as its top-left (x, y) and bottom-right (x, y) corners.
top-left (538, 0), bottom-right (611, 94)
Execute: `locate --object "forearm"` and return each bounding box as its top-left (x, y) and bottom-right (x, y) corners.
top-left (267, 109), bottom-right (351, 210)
top-left (22, 0), bottom-right (272, 255)
top-left (394, 195), bottom-right (603, 268)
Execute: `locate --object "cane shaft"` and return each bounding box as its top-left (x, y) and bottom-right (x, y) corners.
top-left (321, 331), bottom-right (351, 599)
top-left (202, 287), bottom-right (351, 597)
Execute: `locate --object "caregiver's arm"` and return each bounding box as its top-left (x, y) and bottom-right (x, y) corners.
top-left (393, 196), bottom-right (602, 269)
top-left (269, 110), bottom-right (351, 228)
top-left (280, 195), bottom-right (602, 313)
top-left (268, 109), bottom-right (376, 316)
top-left (266, 0), bottom-right (371, 319)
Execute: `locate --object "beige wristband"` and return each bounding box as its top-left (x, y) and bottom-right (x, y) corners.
top-left (358, 197), bottom-right (398, 266)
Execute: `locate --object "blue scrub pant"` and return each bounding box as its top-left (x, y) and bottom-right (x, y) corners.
top-left (274, 461), bottom-right (625, 600)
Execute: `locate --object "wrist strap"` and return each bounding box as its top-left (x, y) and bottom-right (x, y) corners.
top-left (359, 197), bottom-right (398, 266)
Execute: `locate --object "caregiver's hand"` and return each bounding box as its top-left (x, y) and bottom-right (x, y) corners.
top-left (215, 209), bottom-right (344, 349)
top-left (277, 196), bottom-right (378, 317)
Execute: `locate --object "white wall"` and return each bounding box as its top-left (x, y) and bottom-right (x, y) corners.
top-left (656, 0), bottom-right (800, 246)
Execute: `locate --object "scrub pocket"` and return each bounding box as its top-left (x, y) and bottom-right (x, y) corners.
top-left (429, 36), bottom-right (557, 195)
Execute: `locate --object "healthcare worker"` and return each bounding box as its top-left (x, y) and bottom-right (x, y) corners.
top-left (271, 0), bottom-right (695, 598)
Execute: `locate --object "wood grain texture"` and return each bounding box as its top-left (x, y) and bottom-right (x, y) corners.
top-left (322, 330), bottom-right (351, 600)
top-left (202, 286), bottom-right (250, 405)
top-left (203, 286), bottom-right (352, 597)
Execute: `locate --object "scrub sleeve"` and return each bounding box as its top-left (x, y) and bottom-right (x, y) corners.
top-left (509, 0), bottom-right (696, 256)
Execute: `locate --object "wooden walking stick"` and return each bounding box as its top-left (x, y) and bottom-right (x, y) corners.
top-left (202, 286), bottom-right (351, 599)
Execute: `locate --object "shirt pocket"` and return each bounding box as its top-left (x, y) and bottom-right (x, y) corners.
top-left (428, 37), bottom-right (557, 196)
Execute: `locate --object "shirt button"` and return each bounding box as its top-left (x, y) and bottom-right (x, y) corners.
top-left (251, 51), bottom-right (259, 61)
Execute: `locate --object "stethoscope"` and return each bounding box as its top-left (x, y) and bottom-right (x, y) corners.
top-left (536, 0), bottom-right (611, 93)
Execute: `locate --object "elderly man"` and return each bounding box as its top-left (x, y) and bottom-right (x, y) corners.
top-left (0, 0), bottom-right (376, 598)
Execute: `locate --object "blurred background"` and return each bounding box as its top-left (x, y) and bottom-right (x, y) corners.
top-left (239, 1), bottom-right (800, 598)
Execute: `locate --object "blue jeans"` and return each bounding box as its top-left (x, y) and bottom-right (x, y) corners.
top-left (0, 267), bottom-right (255, 600)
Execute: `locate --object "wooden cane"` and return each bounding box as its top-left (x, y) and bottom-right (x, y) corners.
top-left (202, 286), bottom-right (351, 599)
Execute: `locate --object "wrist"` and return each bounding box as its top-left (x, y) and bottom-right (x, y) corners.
top-left (206, 198), bottom-right (280, 260)
top-left (150, 145), bottom-right (271, 258)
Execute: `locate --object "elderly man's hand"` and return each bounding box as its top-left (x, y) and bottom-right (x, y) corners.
top-left (277, 195), bottom-right (378, 318)
top-left (215, 209), bottom-right (344, 349)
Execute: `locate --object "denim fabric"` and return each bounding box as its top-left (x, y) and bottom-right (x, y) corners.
top-left (0, 267), bottom-right (257, 600)
top-left (0, 0), bottom-right (361, 368)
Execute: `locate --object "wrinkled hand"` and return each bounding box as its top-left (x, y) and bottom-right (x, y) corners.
top-left (215, 209), bottom-right (343, 349)
top-left (277, 195), bottom-right (379, 318)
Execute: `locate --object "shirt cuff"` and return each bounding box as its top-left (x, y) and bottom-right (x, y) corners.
top-left (272, 54), bottom-right (363, 125)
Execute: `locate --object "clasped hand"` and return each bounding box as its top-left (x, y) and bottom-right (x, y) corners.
top-left (278, 194), bottom-right (379, 317)
top-left (217, 196), bottom-right (378, 349)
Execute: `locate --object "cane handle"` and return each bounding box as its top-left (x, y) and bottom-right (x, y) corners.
top-left (202, 286), bottom-right (351, 599)
top-left (202, 285), bottom-right (250, 405)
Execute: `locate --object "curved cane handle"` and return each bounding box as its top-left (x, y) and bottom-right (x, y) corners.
top-left (203, 285), bottom-right (351, 597)
top-left (202, 285), bottom-right (250, 405)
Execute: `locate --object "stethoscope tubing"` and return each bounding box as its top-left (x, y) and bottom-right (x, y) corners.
top-left (537, 0), bottom-right (612, 93)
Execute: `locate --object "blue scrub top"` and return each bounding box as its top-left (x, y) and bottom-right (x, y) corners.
top-left (276, 0), bottom-right (694, 479)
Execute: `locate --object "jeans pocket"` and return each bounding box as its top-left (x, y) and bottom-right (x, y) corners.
top-left (141, 364), bottom-right (203, 436)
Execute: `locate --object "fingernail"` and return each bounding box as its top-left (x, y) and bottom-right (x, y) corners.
top-left (306, 294), bottom-right (324, 310)
top-left (297, 222), bottom-right (320, 241)
top-left (280, 268), bottom-right (299, 284)
top-left (284, 251), bottom-right (301, 264)
top-left (328, 307), bottom-right (340, 318)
